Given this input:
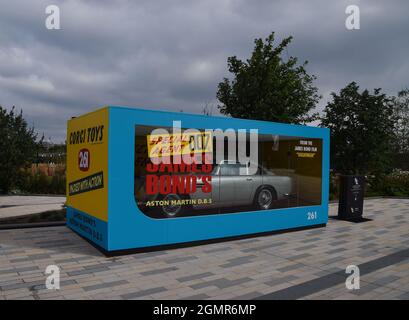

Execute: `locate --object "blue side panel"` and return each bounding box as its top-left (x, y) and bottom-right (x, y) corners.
top-left (107, 106), bottom-right (330, 252)
top-left (66, 206), bottom-right (108, 250)
top-left (322, 127), bottom-right (330, 225)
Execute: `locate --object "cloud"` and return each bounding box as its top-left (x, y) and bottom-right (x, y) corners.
top-left (0, 0), bottom-right (408, 142)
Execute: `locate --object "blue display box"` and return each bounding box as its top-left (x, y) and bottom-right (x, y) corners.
top-left (66, 106), bottom-right (329, 254)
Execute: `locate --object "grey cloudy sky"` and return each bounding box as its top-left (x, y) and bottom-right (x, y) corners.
top-left (0, 0), bottom-right (408, 142)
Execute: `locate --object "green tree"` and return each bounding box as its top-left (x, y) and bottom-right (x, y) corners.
top-left (393, 89), bottom-right (409, 153)
top-left (321, 82), bottom-right (395, 175)
top-left (0, 106), bottom-right (42, 193)
top-left (217, 32), bottom-right (320, 124)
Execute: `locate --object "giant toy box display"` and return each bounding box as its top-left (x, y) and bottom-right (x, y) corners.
top-left (66, 106), bottom-right (330, 253)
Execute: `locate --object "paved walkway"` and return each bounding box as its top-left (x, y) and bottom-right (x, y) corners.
top-left (0, 198), bottom-right (408, 300)
top-left (0, 196), bottom-right (65, 219)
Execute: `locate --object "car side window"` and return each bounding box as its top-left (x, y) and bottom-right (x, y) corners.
top-left (219, 163), bottom-right (246, 176)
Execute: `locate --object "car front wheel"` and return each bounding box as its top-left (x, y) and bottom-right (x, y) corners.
top-left (159, 194), bottom-right (183, 218)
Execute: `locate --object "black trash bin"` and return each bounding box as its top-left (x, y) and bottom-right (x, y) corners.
top-left (338, 175), bottom-right (365, 221)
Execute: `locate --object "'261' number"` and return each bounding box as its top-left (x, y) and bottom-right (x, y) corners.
top-left (307, 211), bottom-right (317, 220)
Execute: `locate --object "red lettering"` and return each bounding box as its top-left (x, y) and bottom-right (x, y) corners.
top-left (201, 176), bottom-right (212, 193)
top-left (146, 163), bottom-right (158, 173)
top-left (145, 161), bottom-right (213, 195)
top-left (172, 175), bottom-right (186, 194)
top-left (159, 175), bottom-right (172, 194)
top-left (146, 175), bottom-right (158, 194)
top-left (159, 163), bottom-right (173, 173)
top-left (201, 164), bottom-right (213, 173)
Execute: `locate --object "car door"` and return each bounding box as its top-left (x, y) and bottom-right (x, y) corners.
top-left (245, 165), bottom-right (263, 204)
top-left (218, 163), bottom-right (254, 207)
top-left (217, 163), bottom-right (237, 206)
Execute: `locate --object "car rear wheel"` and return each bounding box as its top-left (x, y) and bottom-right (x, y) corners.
top-left (159, 194), bottom-right (183, 218)
top-left (254, 187), bottom-right (276, 210)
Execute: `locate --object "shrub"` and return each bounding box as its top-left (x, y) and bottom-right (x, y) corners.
top-left (329, 170), bottom-right (409, 200)
top-left (381, 170), bottom-right (409, 196)
top-left (19, 171), bottom-right (66, 195)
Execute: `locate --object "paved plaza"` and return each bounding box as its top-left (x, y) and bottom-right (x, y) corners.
top-left (0, 196), bottom-right (65, 219)
top-left (0, 198), bottom-right (408, 300)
